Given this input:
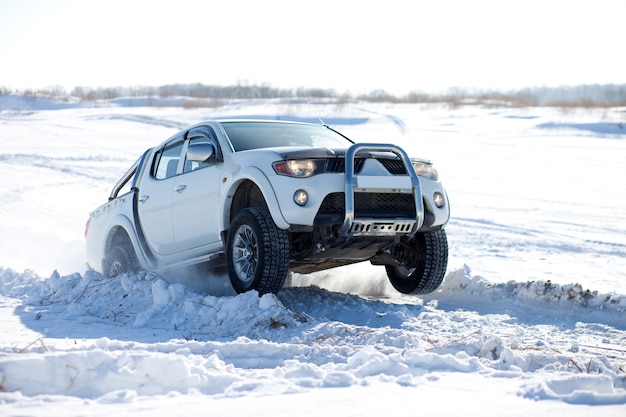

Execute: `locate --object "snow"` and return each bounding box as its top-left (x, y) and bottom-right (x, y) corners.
top-left (1, 98), bottom-right (625, 416)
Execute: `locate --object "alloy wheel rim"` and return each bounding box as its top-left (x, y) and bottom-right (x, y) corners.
top-left (397, 266), bottom-right (416, 279)
top-left (109, 261), bottom-right (124, 277)
top-left (232, 224), bottom-right (258, 283)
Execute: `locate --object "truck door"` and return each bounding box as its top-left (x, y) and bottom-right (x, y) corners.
top-left (136, 139), bottom-right (184, 256)
top-left (172, 131), bottom-right (222, 253)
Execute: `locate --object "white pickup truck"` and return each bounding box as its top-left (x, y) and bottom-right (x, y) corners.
top-left (85, 120), bottom-right (450, 295)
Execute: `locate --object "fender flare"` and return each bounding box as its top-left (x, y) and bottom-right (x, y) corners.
top-left (222, 166), bottom-right (289, 230)
top-left (103, 213), bottom-right (155, 272)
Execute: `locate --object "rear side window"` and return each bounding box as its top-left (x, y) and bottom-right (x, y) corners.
top-left (153, 141), bottom-right (184, 180)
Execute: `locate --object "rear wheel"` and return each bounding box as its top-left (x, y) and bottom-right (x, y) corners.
top-left (385, 229), bottom-right (448, 294)
top-left (226, 207), bottom-right (290, 294)
top-left (104, 245), bottom-right (139, 277)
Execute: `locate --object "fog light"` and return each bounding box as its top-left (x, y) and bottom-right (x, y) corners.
top-left (433, 191), bottom-right (445, 208)
top-left (294, 189), bottom-right (308, 206)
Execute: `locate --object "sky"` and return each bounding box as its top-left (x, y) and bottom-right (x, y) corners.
top-left (1, 0), bottom-right (625, 95)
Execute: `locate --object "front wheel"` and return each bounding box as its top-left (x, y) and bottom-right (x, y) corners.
top-left (385, 229), bottom-right (448, 295)
top-left (226, 207), bottom-right (290, 294)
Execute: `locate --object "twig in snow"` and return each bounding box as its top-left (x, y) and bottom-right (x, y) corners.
top-left (74, 278), bottom-right (108, 303)
top-left (184, 300), bottom-right (219, 311)
top-left (567, 358), bottom-right (583, 373)
top-left (18, 337), bottom-right (49, 353)
top-left (577, 343), bottom-right (626, 353)
top-left (422, 333), bottom-right (438, 349)
top-left (66, 363), bottom-right (79, 391)
top-left (511, 346), bottom-right (562, 354)
top-left (40, 276), bottom-right (83, 302)
top-left (425, 328), bottom-right (483, 351)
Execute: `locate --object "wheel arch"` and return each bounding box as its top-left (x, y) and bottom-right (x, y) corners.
top-left (223, 171), bottom-right (289, 230)
top-left (104, 225), bottom-right (133, 254)
top-left (229, 180), bottom-right (268, 223)
top-left (102, 216), bottom-right (148, 272)
top-left (103, 225), bottom-right (134, 270)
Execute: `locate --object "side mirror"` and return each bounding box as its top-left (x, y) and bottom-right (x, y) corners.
top-left (186, 143), bottom-right (215, 163)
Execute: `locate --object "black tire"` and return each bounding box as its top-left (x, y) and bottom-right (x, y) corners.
top-left (104, 245), bottom-right (140, 277)
top-left (385, 229), bottom-right (448, 295)
top-left (226, 207), bottom-right (290, 295)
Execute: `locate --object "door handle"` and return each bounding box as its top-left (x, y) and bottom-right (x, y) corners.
top-left (139, 195), bottom-right (150, 203)
top-left (175, 185), bottom-right (187, 193)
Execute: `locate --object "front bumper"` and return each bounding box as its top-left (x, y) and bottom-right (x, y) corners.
top-left (270, 143), bottom-right (449, 235)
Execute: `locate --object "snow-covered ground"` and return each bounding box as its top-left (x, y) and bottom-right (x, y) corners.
top-left (1, 97), bottom-right (625, 416)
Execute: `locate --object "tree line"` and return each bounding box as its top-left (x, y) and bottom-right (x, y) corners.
top-left (2, 82), bottom-right (625, 107)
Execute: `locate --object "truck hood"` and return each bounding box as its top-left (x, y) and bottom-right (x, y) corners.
top-left (276, 147), bottom-right (428, 162)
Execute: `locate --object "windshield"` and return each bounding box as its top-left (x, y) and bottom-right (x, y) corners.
top-left (220, 121), bottom-right (354, 151)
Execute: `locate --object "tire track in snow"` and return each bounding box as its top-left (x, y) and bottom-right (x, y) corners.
top-left (0, 153), bottom-right (127, 182)
top-left (84, 114), bottom-right (188, 129)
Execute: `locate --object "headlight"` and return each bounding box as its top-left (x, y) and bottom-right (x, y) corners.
top-left (411, 159), bottom-right (439, 181)
top-left (273, 159), bottom-right (323, 177)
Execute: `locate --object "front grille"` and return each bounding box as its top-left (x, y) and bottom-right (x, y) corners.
top-left (326, 158), bottom-right (365, 173)
top-left (324, 157), bottom-right (407, 175)
top-left (379, 158), bottom-right (408, 175)
top-left (319, 192), bottom-right (416, 218)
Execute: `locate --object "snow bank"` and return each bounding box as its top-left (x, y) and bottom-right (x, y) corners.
top-left (431, 264), bottom-right (625, 313)
top-left (0, 267), bottom-right (303, 340)
top-left (1, 266), bottom-right (624, 406)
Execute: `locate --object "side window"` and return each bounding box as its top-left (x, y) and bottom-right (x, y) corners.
top-left (153, 141), bottom-right (184, 180)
